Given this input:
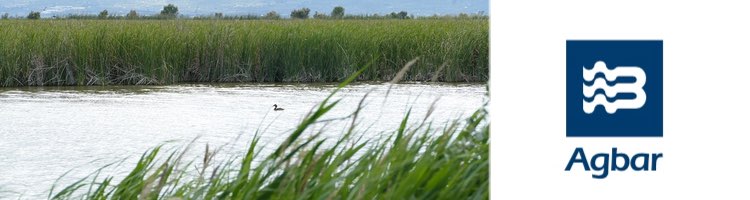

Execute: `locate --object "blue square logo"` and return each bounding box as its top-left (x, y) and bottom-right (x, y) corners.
top-left (566, 40), bottom-right (663, 137)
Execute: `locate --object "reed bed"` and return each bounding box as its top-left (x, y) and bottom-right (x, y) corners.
top-left (0, 19), bottom-right (488, 86)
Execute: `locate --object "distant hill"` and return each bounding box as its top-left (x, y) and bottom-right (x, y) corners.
top-left (0, 0), bottom-right (488, 18)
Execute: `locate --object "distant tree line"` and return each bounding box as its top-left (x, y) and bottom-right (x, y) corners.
top-left (1, 4), bottom-right (487, 20)
top-left (27, 11), bottom-right (40, 19)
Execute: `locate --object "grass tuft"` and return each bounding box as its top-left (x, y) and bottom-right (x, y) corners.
top-left (44, 62), bottom-right (489, 199)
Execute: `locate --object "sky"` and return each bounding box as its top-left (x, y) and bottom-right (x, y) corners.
top-left (0, 0), bottom-right (488, 18)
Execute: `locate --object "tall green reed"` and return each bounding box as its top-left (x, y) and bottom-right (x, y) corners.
top-left (0, 19), bottom-right (488, 86)
top-left (47, 61), bottom-right (489, 199)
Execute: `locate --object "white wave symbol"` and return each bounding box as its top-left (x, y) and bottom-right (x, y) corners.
top-left (582, 61), bottom-right (646, 114)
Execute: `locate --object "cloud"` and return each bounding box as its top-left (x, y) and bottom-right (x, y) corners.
top-left (2, 3), bottom-right (30, 9)
top-left (112, 0), bottom-right (169, 9)
top-left (229, 2), bottom-right (270, 8)
top-left (40, 6), bottom-right (86, 14)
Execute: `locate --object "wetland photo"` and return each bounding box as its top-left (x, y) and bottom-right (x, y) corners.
top-left (0, 1), bottom-right (489, 199)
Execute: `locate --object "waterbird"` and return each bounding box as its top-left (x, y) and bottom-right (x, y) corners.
top-left (273, 104), bottom-right (284, 111)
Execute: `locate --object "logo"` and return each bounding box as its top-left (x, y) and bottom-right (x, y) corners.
top-left (582, 61), bottom-right (646, 114)
top-left (566, 40), bottom-right (663, 137)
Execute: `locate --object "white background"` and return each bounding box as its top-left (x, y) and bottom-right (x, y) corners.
top-left (491, 0), bottom-right (750, 199)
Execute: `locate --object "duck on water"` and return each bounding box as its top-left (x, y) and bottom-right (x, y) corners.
top-left (273, 104), bottom-right (284, 111)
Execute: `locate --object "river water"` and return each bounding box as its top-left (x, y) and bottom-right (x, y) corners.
top-left (0, 83), bottom-right (486, 198)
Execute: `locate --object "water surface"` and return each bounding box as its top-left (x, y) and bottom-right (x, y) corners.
top-left (0, 83), bottom-right (486, 198)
